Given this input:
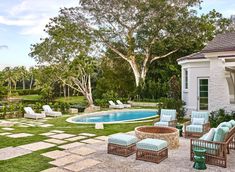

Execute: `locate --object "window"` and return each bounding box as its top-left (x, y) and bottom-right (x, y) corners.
top-left (184, 69), bottom-right (188, 89)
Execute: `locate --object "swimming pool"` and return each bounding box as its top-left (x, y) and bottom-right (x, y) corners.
top-left (67, 109), bottom-right (158, 124)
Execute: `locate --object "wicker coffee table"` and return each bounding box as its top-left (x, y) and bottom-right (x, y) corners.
top-left (135, 126), bottom-right (179, 149)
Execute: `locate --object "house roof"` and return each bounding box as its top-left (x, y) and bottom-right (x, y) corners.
top-left (178, 32), bottom-right (235, 62)
top-left (201, 32), bottom-right (235, 53)
top-left (177, 52), bottom-right (205, 62)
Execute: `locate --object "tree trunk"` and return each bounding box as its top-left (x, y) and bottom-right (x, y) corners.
top-left (23, 77), bottom-right (25, 90)
top-left (29, 76), bottom-right (33, 90)
top-left (67, 86), bottom-right (70, 97)
top-left (128, 58), bottom-right (141, 87)
top-left (63, 85), bottom-right (66, 98)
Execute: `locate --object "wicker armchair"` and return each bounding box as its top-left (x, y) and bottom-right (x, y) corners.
top-left (154, 109), bottom-right (177, 128)
top-left (190, 126), bottom-right (235, 168)
top-left (184, 111), bottom-right (210, 138)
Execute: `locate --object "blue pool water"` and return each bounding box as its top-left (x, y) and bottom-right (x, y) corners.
top-left (68, 110), bottom-right (158, 123)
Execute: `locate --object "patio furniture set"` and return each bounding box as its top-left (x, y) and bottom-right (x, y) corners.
top-left (107, 109), bottom-right (235, 169)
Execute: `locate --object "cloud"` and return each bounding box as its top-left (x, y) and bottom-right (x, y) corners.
top-left (0, 0), bottom-right (78, 36)
top-left (0, 45), bottom-right (8, 49)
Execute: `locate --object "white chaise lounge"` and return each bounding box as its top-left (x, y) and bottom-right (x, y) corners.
top-left (108, 101), bottom-right (124, 109)
top-left (116, 100), bottom-right (131, 108)
top-left (42, 105), bottom-right (62, 117)
top-left (24, 107), bottom-right (46, 119)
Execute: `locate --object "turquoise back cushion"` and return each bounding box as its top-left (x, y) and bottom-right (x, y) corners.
top-left (191, 111), bottom-right (209, 123)
top-left (161, 109), bottom-right (176, 121)
top-left (218, 122), bottom-right (232, 129)
top-left (213, 127), bottom-right (229, 142)
top-left (229, 120), bottom-right (235, 127)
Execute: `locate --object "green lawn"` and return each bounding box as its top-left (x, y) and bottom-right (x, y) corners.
top-left (0, 115), bottom-right (153, 172)
top-left (55, 96), bottom-right (87, 105)
top-left (18, 94), bottom-right (42, 101)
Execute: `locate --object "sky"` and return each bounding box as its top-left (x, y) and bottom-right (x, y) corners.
top-left (0, 0), bottom-right (235, 69)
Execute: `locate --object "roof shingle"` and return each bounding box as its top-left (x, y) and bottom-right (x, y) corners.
top-left (201, 32), bottom-right (235, 53)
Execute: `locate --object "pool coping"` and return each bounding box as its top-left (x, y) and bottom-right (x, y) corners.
top-left (66, 109), bottom-right (159, 124)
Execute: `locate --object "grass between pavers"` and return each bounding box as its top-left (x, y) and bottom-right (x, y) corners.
top-left (0, 147), bottom-right (58, 172)
top-left (0, 115), bottom-right (152, 172)
top-left (0, 115), bottom-right (152, 148)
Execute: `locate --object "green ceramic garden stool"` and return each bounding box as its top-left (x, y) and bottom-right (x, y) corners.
top-left (176, 124), bottom-right (183, 137)
top-left (193, 148), bottom-right (207, 170)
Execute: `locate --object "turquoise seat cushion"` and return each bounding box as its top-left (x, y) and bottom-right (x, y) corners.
top-left (137, 138), bottom-right (168, 151)
top-left (229, 120), bottom-right (235, 127)
top-left (200, 128), bottom-right (215, 141)
top-left (108, 134), bottom-right (138, 146)
top-left (186, 125), bottom-right (203, 133)
top-left (154, 121), bottom-right (169, 127)
top-left (213, 127), bottom-right (230, 142)
top-left (218, 122), bottom-right (232, 129)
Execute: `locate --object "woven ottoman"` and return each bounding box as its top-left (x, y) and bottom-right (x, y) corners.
top-left (108, 134), bottom-right (138, 157)
top-left (136, 138), bottom-right (168, 163)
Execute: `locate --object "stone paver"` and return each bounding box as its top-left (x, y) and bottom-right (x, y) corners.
top-left (69, 147), bottom-right (96, 156)
top-left (50, 130), bottom-right (65, 133)
top-left (58, 142), bottom-right (85, 150)
top-left (2, 127), bottom-right (14, 131)
top-left (0, 147), bottom-right (32, 160)
top-left (94, 136), bottom-right (108, 141)
top-left (49, 154), bottom-right (83, 166)
top-left (39, 124), bottom-right (54, 128)
top-left (0, 132), bottom-right (11, 136)
top-left (41, 150), bottom-right (70, 159)
top-left (81, 139), bottom-right (104, 144)
top-left (7, 133), bottom-right (34, 138)
top-left (65, 136), bottom-right (87, 142)
top-left (41, 167), bottom-right (69, 172)
top-left (64, 159), bottom-right (101, 172)
top-left (18, 141), bottom-right (55, 151)
top-left (49, 133), bottom-right (76, 139)
top-left (44, 139), bottom-right (67, 145)
top-left (40, 132), bottom-right (57, 136)
top-left (79, 133), bottom-right (96, 137)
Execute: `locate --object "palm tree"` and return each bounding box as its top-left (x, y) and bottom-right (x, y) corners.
top-left (2, 67), bottom-right (16, 94)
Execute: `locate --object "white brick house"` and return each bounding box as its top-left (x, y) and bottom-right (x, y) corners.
top-left (177, 32), bottom-right (235, 113)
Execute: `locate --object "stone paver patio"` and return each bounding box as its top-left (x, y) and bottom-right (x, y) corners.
top-left (49, 133), bottom-right (76, 139)
top-left (40, 132), bottom-right (57, 136)
top-left (2, 127), bottom-right (14, 131)
top-left (18, 141), bottom-right (55, 151)
top-left (7, 133), bottom-right (34, 138)
top-left (65, 136), bottom-right (87, 142)
top-left (0, 147), bottom-right (32, 160)
top-left (79, 133), bottom-right (96, 137)
top-left (68, 147), bottom-right (96, 156)
top-left (58, 142), bottom-right (86, 150)
top-left (44, 138), bottom-right (67, 145)
top-left (41, 167), bottom-right (70, 172)
top-left (41, 150), bottom-right (70, 159)
top-left (0, 132), bottom-right (12, 136)
top-left (81, 138), bottom-right (104, 144)
top-left (64, 159), bottom-right (101, 172)
top-left (49, 154), bottom-right (84, 166)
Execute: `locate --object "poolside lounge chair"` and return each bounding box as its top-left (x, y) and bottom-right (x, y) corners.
top-left (184, 111), bottom-right (210, 138)
top-left (24, 107), bottom-right (46, 119)
top-left (42, 105), bottom-right (62, 117)
top-left (108, 101), bottom-right (124, 109)
top-left (116, 100), bottom-right (131, 108)
top-left (154, 109), bottom-right (177, 128)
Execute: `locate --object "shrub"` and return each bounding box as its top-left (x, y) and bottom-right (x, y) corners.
top-left (12, 89), bottom-right (41, 95)
top-left (210, 109), bottom-right (235, 127)
top-left (158, 97), bottom-right (186, 120)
